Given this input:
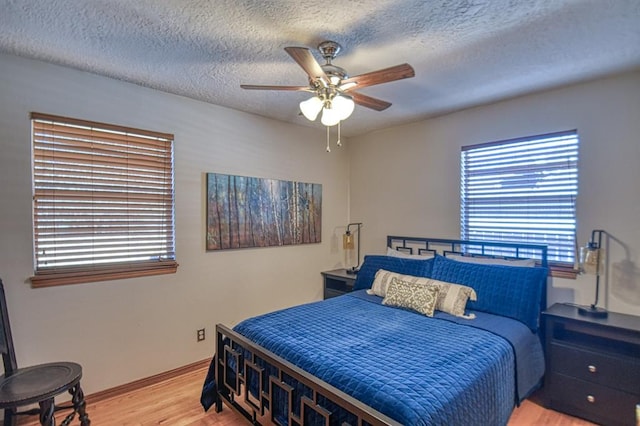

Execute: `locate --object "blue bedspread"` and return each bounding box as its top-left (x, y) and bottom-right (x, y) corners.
top-left (204, 291), bottom-right (544, 425)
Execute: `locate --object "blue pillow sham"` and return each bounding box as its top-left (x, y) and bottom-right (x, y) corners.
top-left (353, 255), bottom-right (435, 291)
top-left (430, 255), bottom-right (548, 332)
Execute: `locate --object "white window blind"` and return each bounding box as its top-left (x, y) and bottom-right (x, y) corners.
top-left (460, 130), bottom-right (578, 263)
top-left (31, 113), bottom-right (177, 286)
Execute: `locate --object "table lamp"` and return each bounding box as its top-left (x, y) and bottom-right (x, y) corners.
top-left (578, 229), bottom-right (608, 318)
top-left (344, 223), bottom-right (362, 275)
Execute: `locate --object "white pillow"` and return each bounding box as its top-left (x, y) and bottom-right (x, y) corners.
top-left (386, 247), bottom-right (434, 259)
top-left (446, 253), bottom-right (536, 267)
top-left (426, 278), bottom-right (477, 319)
top-left (368, 269), bottom-right (430, 297)
top-left (368, 269), bottom-right (476, 319)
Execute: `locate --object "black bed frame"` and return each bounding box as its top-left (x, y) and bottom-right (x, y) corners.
top-left (214, 236), bottom-right (549, 426)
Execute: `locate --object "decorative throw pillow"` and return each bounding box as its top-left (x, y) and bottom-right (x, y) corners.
top-left (367, 269), bottom-right (432, 297)
top-left (431, 255), bottom-right (548, 332)
top-left (382, 278), bottom-right (440, 317)
top-left (426, 278), bottom-right (477, 319)
top-left (370, 271), bottom-right (477, 319)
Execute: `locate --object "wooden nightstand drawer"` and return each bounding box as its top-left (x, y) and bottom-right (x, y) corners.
top-left (550, 342), bottom-right (640, 394)
top-left (548, 373), bottom-right (639, 426)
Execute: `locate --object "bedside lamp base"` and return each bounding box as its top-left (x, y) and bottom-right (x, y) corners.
top-left (578, 305), bottom-right (608, 318)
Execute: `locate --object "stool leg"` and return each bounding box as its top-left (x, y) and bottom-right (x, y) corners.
top-left (39, 398), bottom-right (55, 426)
top-left (3, 408), bottom-right (17, 426)
top-left (70, 383), bottom-right (90, 425)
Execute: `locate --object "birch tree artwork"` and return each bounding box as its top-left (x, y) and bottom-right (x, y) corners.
top-left (206, 173), bottom-right (322, 250)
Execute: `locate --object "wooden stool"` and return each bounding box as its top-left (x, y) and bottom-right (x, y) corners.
top-left (0, 279), bottom-right (90, 425)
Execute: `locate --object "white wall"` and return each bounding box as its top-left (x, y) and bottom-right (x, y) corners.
top-left (348, 71), bottom-right (640, 316)
top-left (0, 53), bottom-right (350, 394)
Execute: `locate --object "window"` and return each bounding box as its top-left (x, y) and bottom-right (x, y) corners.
top-left (460, 130), bottom-right (578, 276)
top-left (31, 113), bottom-right (177, 287)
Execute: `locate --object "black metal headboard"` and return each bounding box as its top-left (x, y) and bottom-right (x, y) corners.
top-left (387, 235), bottom-right (549, 310)
top-left (387, 236), bottom-right (548, 267)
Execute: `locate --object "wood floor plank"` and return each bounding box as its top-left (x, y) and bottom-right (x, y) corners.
top-left (15, 365), bottom-right (594, 425)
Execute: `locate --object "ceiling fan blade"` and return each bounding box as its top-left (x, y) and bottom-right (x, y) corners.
top-left (284, 46), bottom-right (329, 83)
top-left (240, 84), bottom-right (311, 91)
top-left (350, 91), bottom-right (392, 111)
top-left (342, 63), bottom-right (415, 90)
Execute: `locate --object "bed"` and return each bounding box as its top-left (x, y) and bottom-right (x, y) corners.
top-left (201, 236), bottom-right (549, 426)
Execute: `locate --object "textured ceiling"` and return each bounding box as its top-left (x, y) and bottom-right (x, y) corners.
top-left (1, 0), bottom-right (639, 137)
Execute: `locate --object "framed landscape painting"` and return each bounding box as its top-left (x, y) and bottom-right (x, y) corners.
top-left (206, 173), bottom-right (322, 250)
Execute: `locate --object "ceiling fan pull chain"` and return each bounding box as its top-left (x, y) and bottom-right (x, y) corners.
top-left (326, 126), bottom-right (331, 152)
top-left (337, 122), bottom-right (342, 147)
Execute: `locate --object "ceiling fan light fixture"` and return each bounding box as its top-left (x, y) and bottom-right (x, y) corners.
top-left (320, 106), bottom-right (341, 127)
top-left (300, 96), bottom-right (323, 121)
top-left (242, 41), bottom-right (415, 138)
top-left (332, 95), bottom-right (355, 120)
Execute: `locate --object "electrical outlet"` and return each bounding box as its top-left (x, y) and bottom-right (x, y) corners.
top-left (197, 328), bottom-right (205, 342)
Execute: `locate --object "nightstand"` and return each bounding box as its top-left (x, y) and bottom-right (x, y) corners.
top-left (321, 269), bottom-right (356, 299)
top-left (542, 303), bottom-right (640, 426)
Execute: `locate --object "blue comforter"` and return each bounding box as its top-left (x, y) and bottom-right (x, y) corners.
top-left (203, 291), bottom-right (544, 425)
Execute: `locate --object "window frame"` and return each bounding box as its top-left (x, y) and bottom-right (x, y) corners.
top-left (30, 112), bottom-right (177, 287)
top-left (460, 130), bottom-right (579, 278)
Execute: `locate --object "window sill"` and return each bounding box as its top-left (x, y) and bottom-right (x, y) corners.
top-left (31, 261), bottom-right (179, 288)
top-left (549, 263), bottom-right (579, 280)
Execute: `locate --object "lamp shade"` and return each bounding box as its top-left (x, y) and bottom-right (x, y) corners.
top-left (580, 242), bottom-right (603, 275)
top-left (343, 233), bottom-right (354, 249)
top-left (300, 96), bottom-right (323, 121)
top-left (321, 106), bottom-right (341, 126)
top-left (332, 95), bottom-right (355, 121)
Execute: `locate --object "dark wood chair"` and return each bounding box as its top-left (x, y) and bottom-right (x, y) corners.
top-left (0, 279), bottom-right (90, 425)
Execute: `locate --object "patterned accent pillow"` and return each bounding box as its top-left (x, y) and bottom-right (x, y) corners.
top-left (368, 270), bottom-right (477, 319)
top-left (427, 278), bottom-right (477, 319)
top-left (382, 278), bottom-right (440, 317)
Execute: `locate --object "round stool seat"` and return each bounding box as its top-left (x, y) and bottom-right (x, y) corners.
top-left (0, 362), bottom-right (83, 407)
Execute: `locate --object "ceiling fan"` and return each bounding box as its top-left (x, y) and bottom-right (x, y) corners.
top-left (241, 41), bottom-right (415, 127)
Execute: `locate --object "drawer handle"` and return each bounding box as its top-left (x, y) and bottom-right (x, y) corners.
top-left (587, 365), bottom-right (597, 373)
top-left (587, 395), bottom-right (595, 403)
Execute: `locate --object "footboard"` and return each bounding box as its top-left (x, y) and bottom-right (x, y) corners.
top-left (215, 324), bottom-right (400, 426)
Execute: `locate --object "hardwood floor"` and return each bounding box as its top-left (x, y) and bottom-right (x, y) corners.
top-left (16, 364), bottom-right (594, 426)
